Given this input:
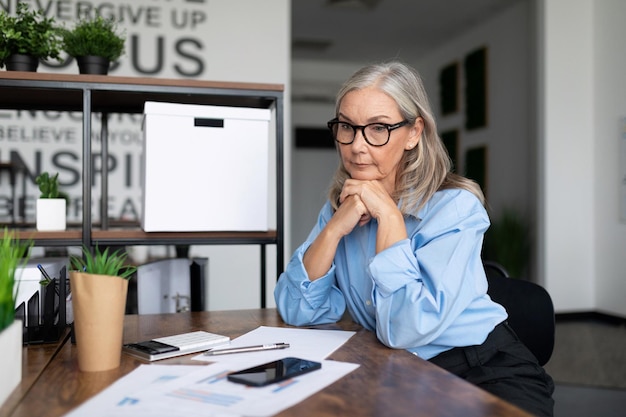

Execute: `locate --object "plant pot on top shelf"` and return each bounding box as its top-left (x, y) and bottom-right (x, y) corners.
top-left (69, 246), bottom-right (136, 372)
top-left (75, 55), bottom-right (110, 75)
top-left (3, 53), bottom-right (39, 71)
top-left (0, 3), bottom-right (62, 72)
top-left (0, 228), bottom-right (32, 405)
top-left (35, 172), bottom-right (67, 232)
top-left (61, 15), bottom-right (126, 75)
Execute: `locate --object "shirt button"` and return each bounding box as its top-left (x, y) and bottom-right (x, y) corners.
top-left (365, 300), bottom-right (372, 306)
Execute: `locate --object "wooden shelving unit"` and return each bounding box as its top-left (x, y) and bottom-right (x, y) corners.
top-left (0, 71), bottom-right (284, 307)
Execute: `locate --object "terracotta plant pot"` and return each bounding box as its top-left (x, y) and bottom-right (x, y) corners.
top-left (70, 272), bottom-right (128, 372)
top-left (4, 54), bottom-right (39, 72)
top-left (75, 55), bottom-right (110, 75)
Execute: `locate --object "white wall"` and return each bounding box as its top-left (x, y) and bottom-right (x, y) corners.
top-left (590, 0), bottom-right (626, 316)
top-left (535, 0), bottom-right (626, 317)
top-left (537, 0), bottom-right (596, 312)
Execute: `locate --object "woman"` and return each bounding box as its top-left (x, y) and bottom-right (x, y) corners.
top-left (274, 61), bottom-right (553, 416)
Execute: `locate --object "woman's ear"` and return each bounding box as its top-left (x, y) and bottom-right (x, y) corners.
top-left (405, 117), bottom-right (424, 150)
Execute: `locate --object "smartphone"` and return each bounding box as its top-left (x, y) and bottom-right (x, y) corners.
top-left (123, 340), bottom-right (180, 359)
top-left (227, 357), bottom-right (322, 387)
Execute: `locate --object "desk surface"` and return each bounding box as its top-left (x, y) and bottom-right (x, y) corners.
top-left (1, 309), bottom-right (532, 417)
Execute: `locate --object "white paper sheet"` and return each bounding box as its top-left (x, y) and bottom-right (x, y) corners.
top-left (63, 365), bottom-right (203, 417)
top-left (87, 360), bottom-right (359, 417)
top-left (192, 326), bottom-right (356, 367)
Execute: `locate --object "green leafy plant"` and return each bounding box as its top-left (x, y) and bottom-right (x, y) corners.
top-left (61, 15), bottom-right (126, 62)
top-left (483, 207), bottom-right (530, 279)
top-left (70, 245), bottom-right (136, 280)
top-left (0, 228), bottom-right (32, 332)
top-left (0, 2), bottom-right (62, 68)
top-left (35, 172), bottom-right (60, 198)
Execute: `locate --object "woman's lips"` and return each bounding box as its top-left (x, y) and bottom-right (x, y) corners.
top-left (351, 162), bottom-right (370, 168)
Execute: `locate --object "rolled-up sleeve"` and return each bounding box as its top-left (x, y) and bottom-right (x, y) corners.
top-left (274, 204), bottom-right (346, 326)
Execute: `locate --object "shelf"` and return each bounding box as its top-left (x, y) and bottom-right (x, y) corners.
top-left (92, 229), bottom-right (278, 246)
top-left (0, 72), bottom-right (283, 113)
top-left (15, 230), bottom-right (83, 247)
top-left (14, 228), bottom-right (277, 246)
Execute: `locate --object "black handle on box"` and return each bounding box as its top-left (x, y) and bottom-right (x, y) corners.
top-left (194, 118), bottom-right (224, 128)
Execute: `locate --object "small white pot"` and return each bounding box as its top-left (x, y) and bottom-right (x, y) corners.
top-left (0, 320), bottom-right (22, 406)
top-left (36, 198), bottom-right (66, 231)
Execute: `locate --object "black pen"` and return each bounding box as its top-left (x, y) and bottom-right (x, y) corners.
top-left (204, 342), bottom-right (290, 356)
top-left (37, 264), bottom-right (53, 284)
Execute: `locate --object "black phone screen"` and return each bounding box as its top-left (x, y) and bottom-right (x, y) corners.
top-left (227, 357), bottom-right (322, 387)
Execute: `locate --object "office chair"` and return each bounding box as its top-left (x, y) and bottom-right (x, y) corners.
top-left (483, 260), bottom-right (511, 278)
top-left (483, 261), bottom-right (555, 366)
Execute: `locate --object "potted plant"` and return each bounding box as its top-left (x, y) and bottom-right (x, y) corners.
top-left (0, 228), bottom-right (32, 405)
top-left (35, 172), bottom-right (67, 231)
top-left (61, 15), bottom-right (126, 75)
top-left (69, 245), bottom-right (136, 372)
top-left (0, 3), bottom-right (62, 71)
top-left (483, 207), bottom-right (530, 279)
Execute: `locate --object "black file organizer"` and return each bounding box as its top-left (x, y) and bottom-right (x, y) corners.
top-left (14, 266), bottom-right (69, 345)
top-left (190, 258), bottom-right (207, 312)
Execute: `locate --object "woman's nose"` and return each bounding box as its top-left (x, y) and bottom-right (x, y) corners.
top-left (351, 128), bottom-right (368, 150)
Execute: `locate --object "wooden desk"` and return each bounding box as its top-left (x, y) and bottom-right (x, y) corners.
top-left (1, 309), bottom-right (532, 417)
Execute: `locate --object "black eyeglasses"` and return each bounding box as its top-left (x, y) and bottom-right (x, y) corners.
top-left (327, 118), bottom-right (410, 147)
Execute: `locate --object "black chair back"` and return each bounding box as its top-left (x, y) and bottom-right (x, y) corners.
top-left (484, 261), bottom-right (555, 366)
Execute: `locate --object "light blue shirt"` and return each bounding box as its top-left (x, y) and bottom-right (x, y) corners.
top-left (274, 188), bottom-right (507, 360)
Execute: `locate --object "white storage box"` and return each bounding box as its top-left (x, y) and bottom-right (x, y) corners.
top-left (141, 101), bottom-right (271, 231)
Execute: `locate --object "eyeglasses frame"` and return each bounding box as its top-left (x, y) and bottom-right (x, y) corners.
top-left (327, 118), bottom-right (410, 147)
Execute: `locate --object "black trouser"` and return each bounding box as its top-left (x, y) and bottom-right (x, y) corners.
top-left (429, 322), bottom-right (555, 417)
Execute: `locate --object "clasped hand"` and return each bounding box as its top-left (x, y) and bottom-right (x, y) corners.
top-left (303, 179), bottom-right (407, 278)
top-left (334, 179), bottom-right (398, 232)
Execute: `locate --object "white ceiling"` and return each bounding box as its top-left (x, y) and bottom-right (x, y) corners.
top-left (292, 0), bottom-right (523, 63)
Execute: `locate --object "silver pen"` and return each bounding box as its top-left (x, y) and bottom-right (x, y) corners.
top-left (204, 342), bottom-right (290, 356)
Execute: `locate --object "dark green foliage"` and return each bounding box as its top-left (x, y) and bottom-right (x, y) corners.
top-left (0, 3), bottom-right (62, 67)
top-left (35, 172), bottom-right (60, 199)
top-left (61, 16), bottom-right (125, 62)
top-left (483, 208), bottom-right (530, 279)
